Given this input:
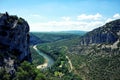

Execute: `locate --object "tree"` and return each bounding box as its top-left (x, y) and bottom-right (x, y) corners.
top-left (0, 68), bottom-right (10, 80)
top-left (14, 61), bottom-right (46, 80)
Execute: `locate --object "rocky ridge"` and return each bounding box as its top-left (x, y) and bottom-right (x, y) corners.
top-left (68, 19), bottom-right (120, 80)
top-left (80, 19), bottom-right (120, 45)
top-left (0, 12), bottom-right (31, 74)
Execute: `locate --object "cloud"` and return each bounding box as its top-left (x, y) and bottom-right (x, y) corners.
top-left (77, 13), bottom-right (103, 20)
top-left (61, 16), bottom-right (71, 21)
top-left (113, 13), bottom-right (120, 19)
top-left (105, 18), bottom-right (114, 23)
top-left (30, 20), bottom-right (103, 32)
top-left (30, 13), bottom-right (120, 32)
top-left (105, 13), bottom-right (120, 23)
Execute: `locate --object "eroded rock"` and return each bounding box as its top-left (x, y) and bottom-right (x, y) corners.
top-left (0, 12), bottom-right (31, 73)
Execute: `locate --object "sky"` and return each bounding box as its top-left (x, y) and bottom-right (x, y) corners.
top-left (0, 0), bottom-right (120, 32)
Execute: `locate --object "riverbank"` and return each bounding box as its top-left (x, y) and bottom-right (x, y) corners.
top-left (33, 45), bottom-right (54, 69)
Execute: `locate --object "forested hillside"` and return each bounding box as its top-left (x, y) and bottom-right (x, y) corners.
top-left (30, 31), bottom-right (85, 45)
top-left (36, 19), bottom-right (120, 80)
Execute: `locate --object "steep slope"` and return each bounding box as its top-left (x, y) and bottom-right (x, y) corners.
top-left (80, 19), bottom-right (120, 45)
top-left (67, 19), bottom-right (120, 80)
top-left (0, 12), bottom-right (31, 74)
top-left (30, 33), bottom-right (45, 45)
top-left (31, 19), bottom-right (120, 80)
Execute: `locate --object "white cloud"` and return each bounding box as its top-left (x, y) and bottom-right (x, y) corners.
top-left (30, 20), bottom-right (103, 32)
top-left (105, 13), bottom-right (120, 23)
top-left (113, 13), bottom-right (120, 19)
top-left (61, 16), bottom-right (71, 21)
top-left (77, 13), bottom-right (103, 20)
top-left (30, 13), bottom-right (120, 32)
top-left (105, 18), bottom-right (114, 23)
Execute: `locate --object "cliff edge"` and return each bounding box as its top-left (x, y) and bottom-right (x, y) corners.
top-left (0, 12), bottom-right (31, 74)
top-left (80, 19), bottom-right (120, 45)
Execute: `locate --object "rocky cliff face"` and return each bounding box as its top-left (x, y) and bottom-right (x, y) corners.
top-left (80, 19), bottom-right (120, 45)
top-left (0, 12), bottom-right (31, 73)
top-left (68, 19), bottom-right (120, 80)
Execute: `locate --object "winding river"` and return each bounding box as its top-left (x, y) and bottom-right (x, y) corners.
top-left (33, 45), bottom-right (54, 69)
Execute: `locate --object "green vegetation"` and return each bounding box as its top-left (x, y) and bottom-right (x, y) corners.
top-left (68, 51), bottom-right (120, 80)
top-left (1, 30), bottom-right (119, 80)
top-left (31, 31), bottom-right (84, 44)
top-left (0, 68), bottom-right (10, 80)
top-left (15, 61), bottom-right (46, 80)
top-left (30, 46), bottom-right (45, 66)
top-left (36, 39), bottom-right (82, 80)
top-left (18, 18), bottom-right (24, 24)
top-left (29, 32), bottom-right (84, 80)
top-left (34, 31), bottom-right (120, 80)
top-left (30, 32), bottom-right (84, 79)
top-left (0, 61), bottom-right (46, 80)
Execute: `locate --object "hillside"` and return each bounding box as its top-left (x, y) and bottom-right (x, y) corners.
top-left (80, 19), bottom-right (120, 45)
top-left (30, 31), bottom-right (85, 45)
top-left (30, 33), bottom-right (45, 45)
top-left (68, 19), bottom-right (120, 80)
top-left (37, 19), bottom-right (120, 80)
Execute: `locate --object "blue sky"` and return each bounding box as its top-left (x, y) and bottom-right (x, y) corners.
top-left (0, 0), bottom-right (120, 32)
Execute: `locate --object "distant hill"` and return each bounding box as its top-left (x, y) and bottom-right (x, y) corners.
top-left (48, 30), bottom-right (87, 35)
top-left (30, 33), bottom-right (45, 45)
top-left (30, 31), bottom-right (86, 45)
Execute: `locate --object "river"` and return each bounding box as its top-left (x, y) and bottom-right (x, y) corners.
top-left (33, 45), bottom-right (54, 69)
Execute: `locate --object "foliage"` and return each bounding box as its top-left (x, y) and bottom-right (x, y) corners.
top-left (0, 61), bottom-right (47, 80)
top-left (0, 68), bottom-right (10, 80)
top-left (14, 61), bottom-right (46, 80)
top-left (30, 32), bottom-right (84, 44)
top-left (30, 46), bottom-right (45, 66)
top-left (35, 31), bottom-right (120, 80)
top-left (18, 18), bottom-right (24, 24)
top-left (67, 44), bottom-right (120, 80)
top-left (36, 39), bottom-right (82, 80)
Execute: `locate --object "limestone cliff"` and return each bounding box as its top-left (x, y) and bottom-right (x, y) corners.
top-left (80, 19), bottom-right (120, 45)
top-left (0, 12), bottom-right (31, 73)
top-left (68, 19), bottom-right (120, 80)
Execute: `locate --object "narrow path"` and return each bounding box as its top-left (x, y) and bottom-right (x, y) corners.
top-left (66, 56), bottom-right (73, 72)
top-left (33, 45), bottom-right (54, 69)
